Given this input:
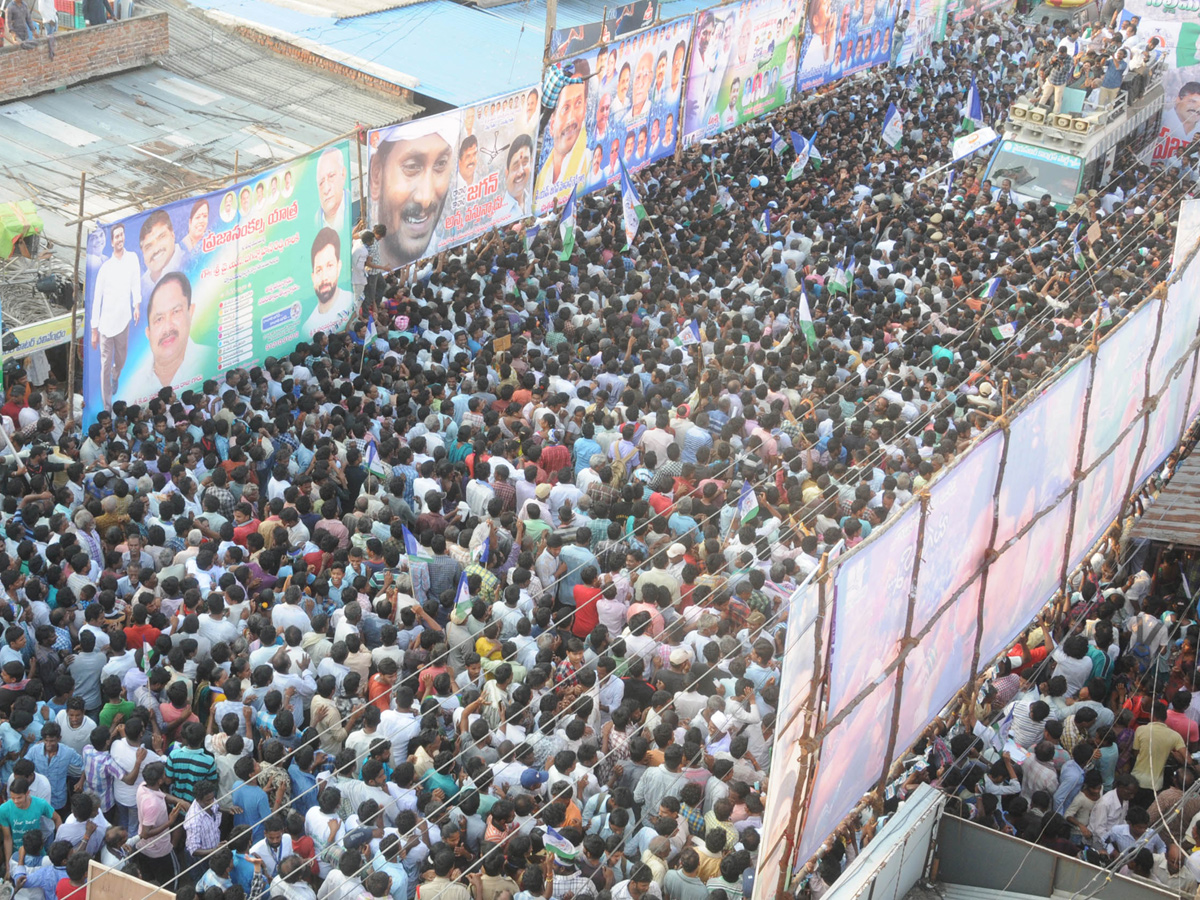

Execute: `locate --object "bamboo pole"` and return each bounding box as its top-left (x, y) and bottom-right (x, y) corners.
top-left (66, 172), bottom-right (86, 406)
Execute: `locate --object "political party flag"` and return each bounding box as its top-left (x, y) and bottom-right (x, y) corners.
top-left (1096, 299), bottom-right (1113, 328)
top-left (797, 288), bottom-right (817, 348)
top-left (991, 322), bottom-right (1018, 340)
top-left (754, 208), bottom-right (772, 235)
top-left (983, 276), bottom-right (1002, 301)
top-left (770, 126), bottom-right (785, 156)
top-left (786, 131), bottom-right (810, 181)
top-left (401, 524), bottom-right (421, 557)
top-left (544, 827), bottom-right (576, 861)
top-left (673, 320), bottom-right (701, 346)
top-left (504, 269), bottom-right (518, 297)
top-left (523, 223), bottom-right (540, 254)
top-left (962, 79), bottom-right (985, 131)
top-left (881, 102), bottom-right (904, 149)
top-left (1071, 223), bottom-right (1087, 270)
top-left (905, 69), bottom-right (914, 91)
top-left (454, 571), bottom-right (472, 610)
top-left (364, 440), bottom-right (388, 480)
top-left (738, 480), bottom-right (760, 524)
top-left (618, 157), bottom-right (647, 249)
top-left (478, 535), bottom-right (490, 565)
top-left (827, 265), bottom-right (848, 294)
top-left (808, 133), bottom-right (823, 171)
top-left (558, 186), bottom-right (577, 261)
top-left (943, 168), bottom-right (956, 196)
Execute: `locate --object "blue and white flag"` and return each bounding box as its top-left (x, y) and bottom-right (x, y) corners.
top-left (618, 157), bottom-right (647, 249)
top-left (754, 208), bottom-right (772, 235)
top-left (454, 572), bottom-right (472, 610)
top-left (881, 102), bottom-right (904, 149)
top-left (770, 126), bottom-right (786, 156)
top-left (523, 223), bottom-right (540, 254)
top-left (786, 130), bottom-right (810, 181)
top-left (364, 441), bottom-right (388, 480)
top-left (402, 524), bottom-right (421, 557)
top-left (673, 320), bottom-right (702, 346)
top-left (738, 481), bottom-right (760, 523)
top-left (478, 535), bottom-right (490, 565)
top-left (983, 275), bottom-right (1002, 301)
top-left (962, 79), bottom-right (985, 131)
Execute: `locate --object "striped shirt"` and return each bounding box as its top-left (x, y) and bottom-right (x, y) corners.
top-left (81, 745), bottom-right (125, 812)
top-left (165, 746), bottom-right (218, 801)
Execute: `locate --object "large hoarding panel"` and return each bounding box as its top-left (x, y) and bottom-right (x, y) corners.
top-left (1083, 301), bottom-right (1160, 471)
top-left (913, 431), bottom-right (1002, 632)
top-left (894, 579), bottom-right (980, 758)
top-left (795, 0), bottom-right (899, 92)
top-left (892, 0), bottom-right (940, 68)
top-left (758, 598), bottom-right (827, 895)
top-left (978, 502), bottom-right (1070, 665)
top-left (1070, 421), bottom-right (1143, 571)
top-left (368, 87), bottom-right (541, 269)
top-left (680, 0), bottom-right (802, 148)
top-left (83, 142), bottom-right (354, 424)
top-left (535, 19), bottom-right (694, 213)
top-left (1139, 365), bottom-right (1192, 487)
top-left (1152, 208), bottom-right (1200, 394)
top-left (995, 357), bottom-right (1089, 548)
top-left (796, 673), bottom-right (897, 866)
top-left (827, 503), bottom-right (919, 717)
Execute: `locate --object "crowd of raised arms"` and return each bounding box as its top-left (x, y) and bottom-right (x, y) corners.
top-left (0, 7), bottom-right (1191, 900)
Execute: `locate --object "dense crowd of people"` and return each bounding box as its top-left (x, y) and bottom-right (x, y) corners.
top-left (0, 6), bottom-right (1193, 900)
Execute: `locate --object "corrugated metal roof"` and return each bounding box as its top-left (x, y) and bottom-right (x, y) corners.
top-left (1129, 452), bottom-right (1200, 547)
top-left (0, 0), bottom-right (422, 327)
top-left (186, 0), bottom-right (586, 106)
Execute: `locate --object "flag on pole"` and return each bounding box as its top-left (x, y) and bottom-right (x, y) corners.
top-left (754, 208), bottom-right (772, 235)
top-left (364, 441), bottom-right (388, 480)
top-left (827, 264), bottom-right (848, 294)
top-left (797, 287), bottom-right (817, 348)
top-left (983, 276), bottom-right (1002, 301)
top-left (557, 186), bottom-right (577, 262)
top-left (477, 535), bottom-right (490, 565)
top-left (770, 126), bottom-right (785, 156)
top-left (673, 320), bottom-right (702, 346)
top-left (618, 157), bottom-right (647, 250)
top-left (401, 525), bottom-right (421, 557)
top-left (991, 322), bottom-right (1018, 340)
top-left (962, 79), bottom-right (985, 131)
top-left (523, 223), bottom-right (540, 254)
top-left (786, 130), bottom-right (810, 181)
top-left (808, 133), bottom-right (823, 171)
top-left (454, 571), bottom-right (472, 611)
top-left (738, 481), bottom-right (760, 524)
top-left (504, 269), bottom-right (518, 297)
top-left (1071, 223), bottom-right (1087, 270)
top-left (881, 102), bottom-right (904, 149)
top-left (943, 168), bottom-right (956, 197)
top-left (1096, 299), bottom-right (1113, 328)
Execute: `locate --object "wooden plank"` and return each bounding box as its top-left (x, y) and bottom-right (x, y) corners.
top-left (88, 860), bottom-right (175, 900)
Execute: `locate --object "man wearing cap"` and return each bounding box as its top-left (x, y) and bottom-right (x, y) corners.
top-left (368, 117), bottom-right (458, 269)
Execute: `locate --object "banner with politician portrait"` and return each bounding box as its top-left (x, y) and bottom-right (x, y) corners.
top-left (796, 0), bottom-right (901, 91)
top-left (1118, 0), bottom-right (1200, 161)
top-left (679, 0), bottom-right (803, 148)
top-left (368, 86), bottom-right (541, 269)
top-left (534, 18), bottom-right (694, 214)
top-left (82, 141), bottom-right (355, 426)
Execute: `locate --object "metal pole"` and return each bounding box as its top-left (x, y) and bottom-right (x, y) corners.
top-left (66, 172), bottom-right (86, 409)
top-left (356, 127), bottom-right (368, 230)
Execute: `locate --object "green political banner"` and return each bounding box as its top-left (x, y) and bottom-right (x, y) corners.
top-left (82, 142), bottom-right (355, 424)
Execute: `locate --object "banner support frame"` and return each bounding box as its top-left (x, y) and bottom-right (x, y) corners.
top-left (66, 171), bottom-right (86, 402)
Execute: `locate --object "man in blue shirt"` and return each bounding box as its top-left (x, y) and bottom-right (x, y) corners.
top-left (556, 529), bottom-right (598, 608)
top-left (26, 724), bottom-right (82, 814)
top-left (13, 839), bottom-right (70, 900)
top-left (231, 755), bottom-right (273, 843)
top-left (1053, 741), bottom-right (1095, 815)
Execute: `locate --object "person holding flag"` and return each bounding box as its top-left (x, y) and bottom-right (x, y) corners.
top-left (881, 102), bottom-right (904, 150)
top-left (558, 186), bottom-right (578, 261)
top-left (617, 157), bottom-right (647, 250)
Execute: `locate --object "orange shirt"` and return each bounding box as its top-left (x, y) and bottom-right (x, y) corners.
top-left (368, 674), bottom-right (394, 711)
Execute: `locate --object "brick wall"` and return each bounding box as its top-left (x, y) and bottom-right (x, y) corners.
top-left (234, 26), bottom-right (415, 104)
top-left (0, 11), bottom-right (168, 102)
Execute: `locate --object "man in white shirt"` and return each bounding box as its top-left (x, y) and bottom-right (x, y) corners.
top-left (90, 223), bottom-right (142, 409)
